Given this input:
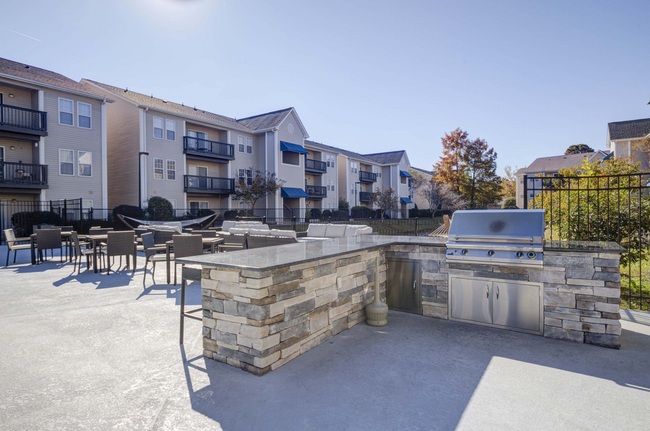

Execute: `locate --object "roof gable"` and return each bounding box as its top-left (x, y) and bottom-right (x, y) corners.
top-left (608, 118), bottom-right (650, 141)
top-left (516, 151), bottom-right (609, 174)
top-left (236, 108), bottom-right (292, 131)
top-left (363, 150), bottom-right (406, 165)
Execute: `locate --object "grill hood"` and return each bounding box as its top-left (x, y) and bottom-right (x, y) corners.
top-left (447, 209), bottom-right (545, 244)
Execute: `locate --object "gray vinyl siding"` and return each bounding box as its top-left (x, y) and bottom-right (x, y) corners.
top-left (42, 88), bottom-right (104, 205)
top-left (277, 111), bottom-right (306, 191)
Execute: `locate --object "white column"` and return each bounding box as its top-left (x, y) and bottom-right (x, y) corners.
top-left (226, 130), bottom-right (232, 211)
top-left (100, 100), bottom-right (108, 218)
top-left (139, 108), bottom-right (148, 206)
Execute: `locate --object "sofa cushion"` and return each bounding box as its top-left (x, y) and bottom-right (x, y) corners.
top-left (306, 224), bottom-right (327, 237)
top-left (344, 225), bottom-right (361, 237)
top-left (250, 228), bottom-right (271, 236)
top-left (325, 224), bottom-right (347, 238)
top-left (228, 228), bottom-right (249, 235)
top-left (270, 229), bottom-right (297, 238)
top-left (356, 226), bottom-right (373, 235)
top-left (222, 221), bottom-right (237, 232)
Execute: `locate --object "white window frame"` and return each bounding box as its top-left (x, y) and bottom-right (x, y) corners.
top-left (77, 150), bottom-right (93, 177)
top-left (82, 199), bottom-right (93, 215)
top-left (246, 136), bottom-right (253, 154)
top-left (238, 135), bottom-right (245, 153)
top-left (166, 159), bottom-right (176, 181)
top-left (190, 201), bottom-right (209, 210)
top-left (153, 117), bottom-right (164, 140)
top-left (77, 102), bottom-right (92, 129)
top-left (153, 158), bottom-right (164, 180)
top-left (58, 98), bottom-right (74, 127)
top-left (165, 119), bottom-right (176, 141)
top-left (59, 149), bottom-right (75, 176)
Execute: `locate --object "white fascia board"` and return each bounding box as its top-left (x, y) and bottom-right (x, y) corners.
top-left (0, 73), bottom-right (114, 102)
top-left (81, 80), bottom-right (138, 106)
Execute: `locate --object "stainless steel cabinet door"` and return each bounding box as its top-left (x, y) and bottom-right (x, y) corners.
top-left (492, 282), bottom-right (541, 332)
top-left (450, 277), bottom-right (492, 324)
top-left (386, 259), bottom-right (422, 314)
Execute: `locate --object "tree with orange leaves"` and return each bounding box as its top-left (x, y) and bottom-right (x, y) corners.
top-left (433, 128), bottom-right (469, 195)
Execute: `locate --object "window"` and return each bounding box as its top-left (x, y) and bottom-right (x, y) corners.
top-left (59, 98), bottom-right (74, 126)
top-left (78, 151), bottom-right (92, 177)
top-left (153, 158), bottom-right (164, 179)
top-left (166, 160), bottom-right (176, 180)
top-left (77, 102), bottom-right (91, 129)
top-left (246, 137), bottom-right (253, 154)
top-left (401, 176), bottom-right (407, 185)
top-left (165, 119), bottom-right (176, 141)
top-left (282, 151), bottom-right (300, 165)
top-left (190, 201), bottom-right (208, 215)
top-left (238, 168), bottom-right (245, 183)
top-left (326, 156), bottom-right (331, 167)
top-left (59, 149), bottom-right (74, 175)
top-left (82, 199), bottom-right (93, 216)
top-left (238, 135), bottom-right (245, 153)
top-left (330, 158), bottom-right (335, 168)
top-left (153, 117), bottom-right (164, 139)
top-left (246, 169), bottom-right (252, 185)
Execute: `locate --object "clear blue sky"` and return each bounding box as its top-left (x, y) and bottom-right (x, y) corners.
top-left (3, 0), bottom-right (649, 175)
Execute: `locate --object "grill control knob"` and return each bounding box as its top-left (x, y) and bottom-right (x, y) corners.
top-left (487, 250), bottom-right (495, 257)
top-left (461, 249), bottom-right (468, 256)
top-left (527, 251), bottom-right (537, 259)
top-left (515, 251), bottom-right (524, 259)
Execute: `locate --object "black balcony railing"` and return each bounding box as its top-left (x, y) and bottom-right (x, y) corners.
top-left (0, 161), bottom-right (48, 189)
top-left (183, 136), bottom-right (234, 161)
top-left (305, 158), bottom-right (327, 174)
top-left (305, 185), bottom-right (327, 198)
top-left (359, 191), bottom-right (374, 202)
top-left (359, 170), bottom-right (377, 183)
top-left (184, 175), bottom-right (235, 194)
top-left (0, 104), bottom-right (47, 135)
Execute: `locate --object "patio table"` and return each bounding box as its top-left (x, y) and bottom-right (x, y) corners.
top-left (30, 231), bottom-right (75, 265)
top-left (82, 234), bottom-right (138, 274)
top-left (165, 237), bottom-right (223, 284)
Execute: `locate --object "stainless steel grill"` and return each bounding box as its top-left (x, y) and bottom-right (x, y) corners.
top-left (445, 209), bottom-right (545, 268)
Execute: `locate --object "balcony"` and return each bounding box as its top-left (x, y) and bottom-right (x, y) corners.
top-left (359, 170), bottom-right (377, 183)
top-left (305, 185), bottom-right (327, 199)
top-left (359, 191), bottom-right (374, 203)
top-left (0, 104), bottom-right (47, 136)
top-left (184, 175), bottom-right (235, 195)
top-left (305, 158), bottom-right (327, 174)
top-left (0, 161), bottom-right (48, 189)
top-left (183, 137), bottom-right (235, 162)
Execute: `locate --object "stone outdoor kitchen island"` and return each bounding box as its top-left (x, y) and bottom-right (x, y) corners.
top-left (177, 236), bottom-right (625, 376)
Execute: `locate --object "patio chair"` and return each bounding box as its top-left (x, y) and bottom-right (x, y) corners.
top-left (218, 234), bottom-right (247, 252)
top-left (89, 227), bottom-right (113, 236)
top-left (70, 232), bottom-right (100, 274)
top-left (152, 229), bottom-right (175, 246)
top-left (104, 231), bottom-right (136, 274)
top-left (175, 234), bottom-right (205, 344)
top-left (36, 228), bottom-right (63, 263)
top-left (141, 233), bottom-right (169, 285)
top-left (4, 229), bottom-right (31, 266)
top-left (191, 230), bottom-right (217, 238)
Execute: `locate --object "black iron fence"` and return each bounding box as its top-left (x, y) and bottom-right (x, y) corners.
top-left (524, 172), bottom-right (650, 310)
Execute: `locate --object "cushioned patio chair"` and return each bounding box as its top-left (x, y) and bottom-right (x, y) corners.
top-left (4, 229), bottom-right (31, 266)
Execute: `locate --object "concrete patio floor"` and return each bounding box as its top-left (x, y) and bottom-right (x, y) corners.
top-left (1, 247), bottom-right (650, 431)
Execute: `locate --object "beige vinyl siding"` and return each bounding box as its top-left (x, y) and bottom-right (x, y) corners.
top-left (0, 137), bottom-right (35, 164)
top-left (41, 88), bottom-right (104, 204)
top-left (0, 83), bottom-right (33, 109)
top-left (187, 196), bottom-right (229, 210)
top-left (336, 154), bottom-right (347, 204)
top-left (185, 122), bottom-right (228, 144)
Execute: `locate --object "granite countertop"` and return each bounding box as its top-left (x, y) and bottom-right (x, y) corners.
top-left (544, 240), bottom-right (626, 254)
top-left (176, 235), bottom-right (447, 271)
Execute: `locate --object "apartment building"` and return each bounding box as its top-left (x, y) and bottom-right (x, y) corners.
top-left (0, 58), bottom-right (110, 213)
top-left (81, 80), bottom-right (319, 216)
top-left (515, 151), bottom-right (610, 208)
top-left (606, 118), bottom-right (650, 171)
top-left (364, 150), bottom-right (414, 216)
top-left (410, 166), bottom-right (435, 210)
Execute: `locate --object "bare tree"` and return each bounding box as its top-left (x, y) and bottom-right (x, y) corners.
top-left (419, 179), bottom-right (467, 216)
top-left (375, 187), bottom-right (399, 219)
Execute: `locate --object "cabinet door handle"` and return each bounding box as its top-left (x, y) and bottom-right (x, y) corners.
top-left (413, 279), bottom-right (416, 292)
top-left (486, 285), bottom-right (489, 298)
top-left (496, 286), bottom-right (500, 299)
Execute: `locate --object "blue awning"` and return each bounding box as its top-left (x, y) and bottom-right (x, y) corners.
top-left (400, 170), bottom-right (412, 178)
top-left (280, 141), bottom-right (309, 154)
top-left (400, 197), bottom-right (413, 204)
top-left (281, 187), bottom-right (310, 198)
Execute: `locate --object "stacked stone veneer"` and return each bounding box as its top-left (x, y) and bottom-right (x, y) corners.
top-left (201, 249), bottom-right (386, 375)
top-left (385, 244), bottom-right (622, 349)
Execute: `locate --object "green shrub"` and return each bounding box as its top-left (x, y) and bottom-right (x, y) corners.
top-left (145, 196), bottom-right (174, 221)
top-left (322, 209), bottom-right (332, 219)
top-left (502, 197), bottom-right (518, 209)
top-left (332, 209), bottom-right (349, 220)
top-left (351, 206), bottom-right (374, 218)
top-left (10, 211), bottom-right (63, 237)
top-left (338, 197), bottom-right (350, 210)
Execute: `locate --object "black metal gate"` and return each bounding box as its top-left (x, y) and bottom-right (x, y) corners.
top-left (524, 173), bottom-right (650, 310)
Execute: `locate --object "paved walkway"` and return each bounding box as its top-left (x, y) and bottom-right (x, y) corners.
top-left (1, 248), bottom-right (650, 430)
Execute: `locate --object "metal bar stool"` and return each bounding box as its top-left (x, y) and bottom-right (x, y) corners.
top-left (174, 234), bottom-right (204, 344)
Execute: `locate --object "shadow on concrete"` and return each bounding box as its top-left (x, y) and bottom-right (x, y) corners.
top-left (176, 311), bottom-right (650, 430)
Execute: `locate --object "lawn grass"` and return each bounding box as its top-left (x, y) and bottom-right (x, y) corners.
top-left (620, 256), bottom-right (650, 311)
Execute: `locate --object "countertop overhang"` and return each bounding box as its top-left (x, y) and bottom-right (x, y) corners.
top-left (176, 235), bottom-right (625, 272)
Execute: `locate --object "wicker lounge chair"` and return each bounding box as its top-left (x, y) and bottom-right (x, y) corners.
top-left (4, 229), bottom-right (31, 266)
